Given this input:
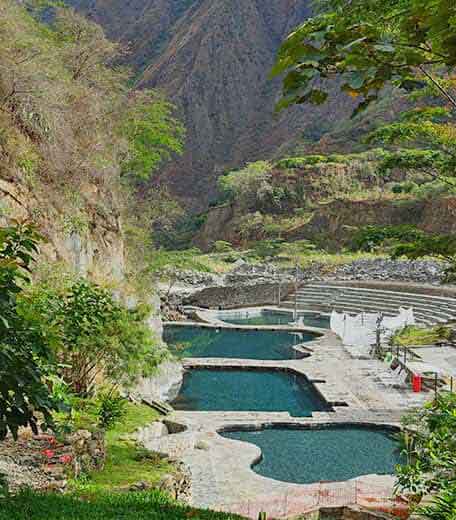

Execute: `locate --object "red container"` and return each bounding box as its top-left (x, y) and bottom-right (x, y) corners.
top-left (412, 374), bottom-right (422, 393)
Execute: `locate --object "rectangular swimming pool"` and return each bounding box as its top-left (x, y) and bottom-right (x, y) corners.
top-left (220, 310), bottom-right (329, 329)
top-left (171, 368), bottom-right (331, 417)
top-left (164, 326), bottom-right (315, 360)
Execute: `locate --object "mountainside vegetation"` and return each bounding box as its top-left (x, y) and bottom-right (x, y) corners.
top-left (0, 2), bottom-right (204, 516)
top-left (1, 0), bottom-right (456, 518)
top-left (65, 0), bottom-right (407, 211)
top-left (186, 0), bottom-right (456, 262)
top-left (0, 0), bottom-right (184, 274)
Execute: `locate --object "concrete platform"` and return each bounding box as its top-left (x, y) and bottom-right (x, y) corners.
top-left (149, 317), bottom-right (432, 517)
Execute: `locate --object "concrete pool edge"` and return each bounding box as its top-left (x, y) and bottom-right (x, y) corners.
top-left (164, 304), bottom-right (330, 337)
top-left (153, 306), bottom-right (427, 517)
top-left (172, 365), bottom-right (334, 416)
top-left (216, 422), bottom-right (402, 486)
top-left (180, 356), bottom-right (348, 411)
top-left (164, 323), bottom-right (318, 361)
top-left (140, 413), bottom-right (403, 518)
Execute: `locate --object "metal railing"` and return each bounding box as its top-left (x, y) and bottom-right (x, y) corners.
top-left (225, 480), bottom-right (409, 519)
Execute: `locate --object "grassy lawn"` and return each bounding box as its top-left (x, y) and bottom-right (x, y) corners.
top-left (199, 250), bottom-right (385, 273)
top-left (70, 402), bottom-right (173, 496)
top-left (0, 490), bottom-right (246, 520)
top-left (283, 251), bottom-right (384, 269)
top-left (392, 325), bottom-right (452, 347)
top-left (0, 403), bottom-right (247, 519)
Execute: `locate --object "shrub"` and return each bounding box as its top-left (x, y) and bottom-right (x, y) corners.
top-left (0, 472), bottom-right (7, 498)
top-left (276, 156), bottom-right (328, 168)
top-left (351, 225), bottom-right (426, 252)
top-left (418, 483), bottom-right (456, 520)
top-left (0, 489), bottom-right (246, 520)
top-left (96, 389), bottom-right (127, 430)
top-left (391, 181), bottom-right (417, 194)
top-left (218, 161), bottom-right (273, 210)
top-left (248, 239), bottom-right (285, 260)
top-left (0, 223), bottom-right (60, 440)
top-left (213, 241), bottom-right (235, 253)
top-left (396, 393), bottom-right (456, 511)
top-left (23, 277), bottom-right (163, 396)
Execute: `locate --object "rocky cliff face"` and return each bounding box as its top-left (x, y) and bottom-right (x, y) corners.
top-left (286, 197), bottom-right (456, 251)
top-left (194, 197), bottom-right (456, 253)
top-left (0, 176), bottom-right (125, 282)
top-left (65, 0), bottom-right (360, 210)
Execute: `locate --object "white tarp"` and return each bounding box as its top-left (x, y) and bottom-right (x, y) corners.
top-left (331, 307), bottom-right (415, 347)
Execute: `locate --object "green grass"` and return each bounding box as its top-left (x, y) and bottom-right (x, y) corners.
top-left (278, 251), bottom-right (385, 270)
top-left (198, 250), bottom-right (385, 273)
top-left (392, 325), bottom-right (452, 347)
top-left (0, 489), bottom-right (246, 520)
top-left (0, 403), bottom-right (246, 519)
top-left (71, 402), bottom-right (173, 495)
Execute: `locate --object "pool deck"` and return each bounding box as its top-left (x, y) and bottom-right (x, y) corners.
top-left (165, 321), bottom-right (327, 336)
top-left (148, 313), bottom-right (432, 517)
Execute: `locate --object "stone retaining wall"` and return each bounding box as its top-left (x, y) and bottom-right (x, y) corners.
top-left (69, 429), bottom-right (106, 478)
top-left (184, 282), bottom-right (295, 309)
top-left (132, 361), bottom-right (184, 403)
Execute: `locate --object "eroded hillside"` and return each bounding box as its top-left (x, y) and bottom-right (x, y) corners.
top-left (64, 0), bottom-right (372, 210)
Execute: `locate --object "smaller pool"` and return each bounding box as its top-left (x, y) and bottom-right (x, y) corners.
top-left (220, 310), bottom-right (330, 329)
top-left (164, 326), bottom-right (315, 360)
top-left (221, 426), bottom-right (404, 484)
top-left (171, 369), bottom-right (330, 417)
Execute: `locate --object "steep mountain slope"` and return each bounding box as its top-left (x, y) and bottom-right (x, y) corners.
top-left (65, 0), bottom-right (359, 210)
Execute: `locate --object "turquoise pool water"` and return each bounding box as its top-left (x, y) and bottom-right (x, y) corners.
top-left (164, 326), bottom-right (314, 360)
top-left (221, 427), bottom-right (403, 484)
top-left (171, 369), bottom-right (330, 416)
top-left (221, 311), bottom-right (330, 329)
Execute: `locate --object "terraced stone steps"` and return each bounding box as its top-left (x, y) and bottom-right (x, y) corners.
top-left (289, 296), bottom-right (456, 318)
top-left (287, 298), bottom-right (454, 321)
top-left (282, 283), bottom-right (456, 325)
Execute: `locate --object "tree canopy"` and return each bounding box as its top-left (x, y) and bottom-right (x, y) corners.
top-left (0, 223), bottom-right (59, 440)
top-left (273, 0), bottom-right (456, 113)
top-left (273, 0), bottom-right (456, 219)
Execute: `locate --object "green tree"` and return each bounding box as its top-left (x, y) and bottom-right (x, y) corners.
top-left (25, 277), bottom-right (164, 396)
top-left (218, 161), bottom-right (274, 210)
top-left (272, 0), bottom-right (456, 187)
top-left (0, 223), bottom-right (58, 440)
top-left (273, 0), bottom-right (456, 113)
top-left (120, 90), bottom-right (185, 182)
top-left (396, 393), bottom-right (456, 515)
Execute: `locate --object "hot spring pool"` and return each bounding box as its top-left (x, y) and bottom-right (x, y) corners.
top-left (221, 426), bottom-right (404, 484)
top-left (164, 326), bottom-right (315, 360)
top-left (171, 368), bottom-right (330, 416)
top-left (220, 310), bottom-right (330, 329)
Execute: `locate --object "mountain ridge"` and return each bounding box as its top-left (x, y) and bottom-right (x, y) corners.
top-left (66, 0), bottom-right (359, 210)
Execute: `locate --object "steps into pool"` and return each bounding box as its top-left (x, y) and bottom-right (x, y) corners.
top-left (282, 282), bottom-right (456, 325)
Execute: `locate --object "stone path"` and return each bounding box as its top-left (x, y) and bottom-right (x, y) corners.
top-left (407, 345), bottom-right (456, 379)
top-left (151, 314), bottom-right (433, 517)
